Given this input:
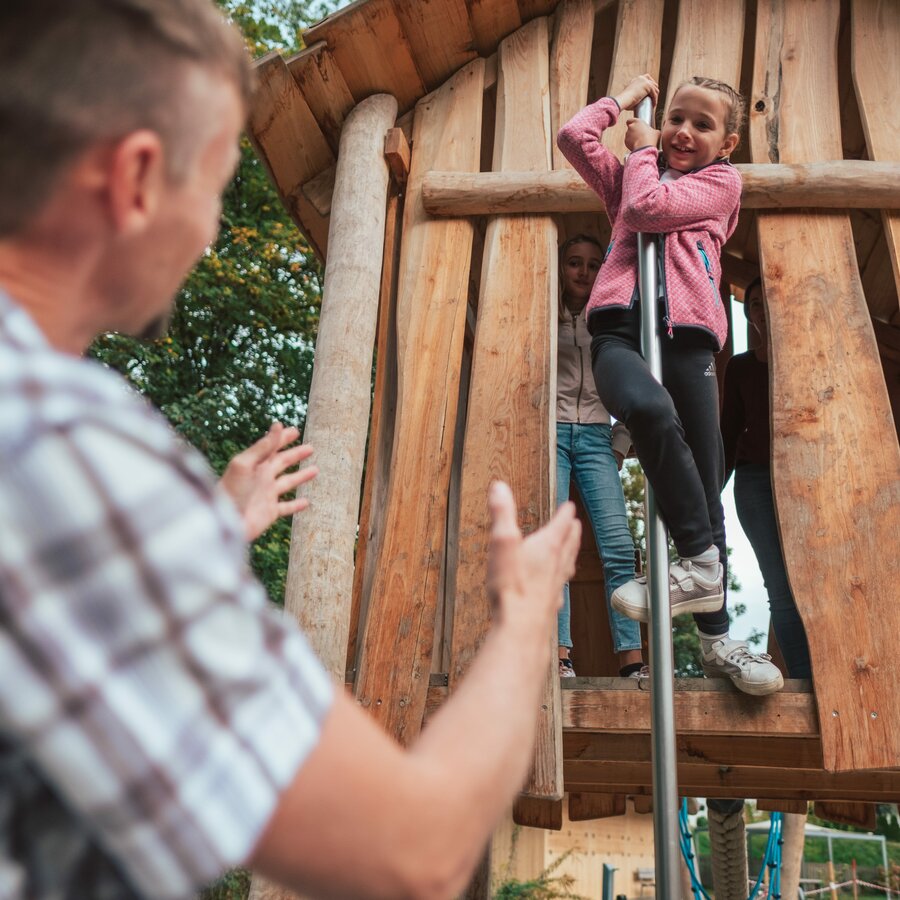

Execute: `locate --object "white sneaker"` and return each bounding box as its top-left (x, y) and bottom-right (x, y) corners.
top-left (701, 638), bottom-right (784, 696)
top-left (611, 559), bottom-right (724, 623)
top-left (558, 658), bottom-right (576, 678)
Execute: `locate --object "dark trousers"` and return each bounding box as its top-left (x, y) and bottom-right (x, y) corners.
top-left (591, 330), bottom-right (729, 635)
top-left (734, 464), bottom-right (811, 678)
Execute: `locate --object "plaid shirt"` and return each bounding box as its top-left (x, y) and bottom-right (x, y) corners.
top-left (0, 290), bottom-right (334, 899)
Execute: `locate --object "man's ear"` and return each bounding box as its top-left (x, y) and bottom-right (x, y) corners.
top-left (107, 130), bottom-right (166, 235)
top-left (719, 132), bottom-right (739, 159)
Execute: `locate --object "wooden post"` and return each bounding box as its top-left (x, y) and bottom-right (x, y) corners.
top-left (780, 811), bottom-right (807, 900)
top-left (752, 0), bottom-right (900, 773)
top-left (828, 859), bottom-right (838, 899)
top-left (283, 93), bottom-right (398, 679)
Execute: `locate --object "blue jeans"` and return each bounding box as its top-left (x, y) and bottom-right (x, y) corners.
top-left (556, 423), bottom-right (641, 653)
top-left (734, 464), bottom-right (811, 678)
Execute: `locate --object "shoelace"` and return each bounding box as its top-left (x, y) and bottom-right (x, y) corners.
top-left (723, 644), bottom-right (773, 666)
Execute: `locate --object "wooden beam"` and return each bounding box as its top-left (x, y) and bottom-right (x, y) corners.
top-left (568, 792), bottom-right (626, 821)
top-left (282, 94), bottom-right (398, 677)
top-left (513, 797), bottom-right (563, 830)
top-left (752, 0), bottom-right (900, 773)
top-left (450, 16), bottom-right (561, 800)
top-left (813, 801), bottom-right (877, 830)
top-left (565, 761), bottom-right (900, 802)
top-left (384, 127), bottom-right (411, 186)
top-left (562, 678), bottom-right (819, 737)
top-left (354, 61), bottom-right (484, 746)
top-left (757, 799), bottom-right (809, 815)
top-left (420, 162), bottom-right (900, 216)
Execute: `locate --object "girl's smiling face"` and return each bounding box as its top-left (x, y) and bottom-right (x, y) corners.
top-left (562, 241), bottom-right (602, 306)
top-left (661, 84), bottom-right (739, 172)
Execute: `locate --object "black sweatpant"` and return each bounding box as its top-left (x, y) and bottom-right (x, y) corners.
top-left (591, 320), bottom-right (729, 635)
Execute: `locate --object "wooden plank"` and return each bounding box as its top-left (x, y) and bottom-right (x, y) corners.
top-left (562, 678), bottom-right (819, 736)
top-left (247, 52), bottom-right (335, 257)
top-left (303, 0), bottom-right (425, 112)
top-left (852, 0), bottom-right (900, 312)
top-left (757, 798), bottom-right (810, 815)
top-left (392, 0), bottom-right (477, 91)
top-left (283, 93), bottom-right (397, 677)
top-left (450, 17), bottom-right (561, 800)
top-left (346, 184), bottom-right (402, 681)
top-left (517, 0), bottom-right (558, 23)
top-left (420, 162), bottom-right (900, 215)
top-left (752, 0), bottom-right (900, 773)
top-left (568, 792), bottom-right (626, 820)
top-left (632, 795), bottom-right (653, 814)
top-left (602, 0), bottom-right (665, 158)
top-left (564, 731), bottom-right (824, 770)
top-left (286, 43), bottom-right (355, 155)
top-left (464, 0), bottom-right (522, 57)
top-left (549, 0), bottom-right (594, 172)
top-left (665, 0), bottom-right (745, 107)
top-left (565, 762), bottom-right (900, 803)
top-left (354, 60), bottom-right (485, 745)
top-left (513, 796), bottom-right (563, 830)
top-left (813, 801), bottom-right (877, 830)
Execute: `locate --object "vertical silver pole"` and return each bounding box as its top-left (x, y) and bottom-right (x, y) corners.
top-left (634, 95), bottom-right (681, 898)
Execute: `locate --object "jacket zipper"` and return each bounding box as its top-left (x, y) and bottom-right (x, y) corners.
top-left (697, 240), bottom-right (720, 306)
top-left (572, 312), bottom-right (584, 423)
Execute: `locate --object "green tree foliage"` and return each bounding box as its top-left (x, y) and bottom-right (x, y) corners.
top-left (90, 0), bottom-right (345, 603)
top-left (619, 460), bottom-right (761, 676)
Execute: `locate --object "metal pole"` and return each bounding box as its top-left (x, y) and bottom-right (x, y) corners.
top-left (634, 94), bottom-right (681, 898)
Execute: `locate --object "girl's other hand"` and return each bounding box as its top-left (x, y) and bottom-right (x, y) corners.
top-left (624, 119), bottom-right (660, 152)
top-left (614, 73), bottom-right (659, 111)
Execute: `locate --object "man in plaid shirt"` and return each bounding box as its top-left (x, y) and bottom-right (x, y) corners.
top-left (0, 2), bottom-right (582, 897)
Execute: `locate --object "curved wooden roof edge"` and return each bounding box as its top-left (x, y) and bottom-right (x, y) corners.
top-left (247, 0), bottom-right (617, 259)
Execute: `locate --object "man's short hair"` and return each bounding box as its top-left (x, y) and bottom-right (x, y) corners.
top-left (0, 0), bottom-right (254, 237)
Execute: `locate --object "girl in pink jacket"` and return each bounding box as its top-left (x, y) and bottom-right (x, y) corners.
top-left (558, 74), bottom-right (783, 696)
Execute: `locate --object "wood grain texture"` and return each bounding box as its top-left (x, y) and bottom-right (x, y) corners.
top-left (450, 17), bottom-right (562, 799)
top-left (568, 791), bottom-right (626, 820)
top-left (420, 162), bottom-right (900, 215)
top-left (756, 799), bottom-right (810, 815)
top-left (392, 0), bottom-right (477, 90)
top-left (283, 94), bottom-right (397, 679)
top-left (354, 60), bottom-right (485, 745)
top-left (752, 0), bottom-right (900, 773)
top-left (465, 0), bottom-right (522, 57)
top-left (286, 43), bottom-right (355, 154)
top-left (813, 800), bottom-right (877, 830)
top-left (602, 0), bottom-right (665, 158)
top-left (247, 52), bottom-right (335, 256)
top-left (346, 186), bottom-right (402, 680)
top-left (851, 0), bottom-right (900, 313)
top-left (513, 796), bottom-right (564, 830)
top-left (562, 678), bottom-right (819, 736)
top-left (549, 0), bottom-right (594, 172)
top-left (303, 0), bottom-right (424, 111)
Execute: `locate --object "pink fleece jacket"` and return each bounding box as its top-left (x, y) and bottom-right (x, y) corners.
top-left (557, 97), bottom-right (741, 350)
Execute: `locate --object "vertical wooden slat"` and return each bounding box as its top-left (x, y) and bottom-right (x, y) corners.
top-left (247, 52), bottom-right (335, 257)
top-left (450, 17), bottom-right (562, 800)
top-left (346, 185), bottom-right (402, 679)
top-left (286, 43), bottom-right (356, 155)
top-left (391, 0), bottom-right (478, 91)
top-left (851, 0), bottom-right (900, 314)
top-left (602, 0), bottom-right (666, 158)
top-left (354, 60), bottom-right (485, 745)
top-left (283, 93), bottom-right (398, 678)
top-left (752, 0), bottom-right (900, 772)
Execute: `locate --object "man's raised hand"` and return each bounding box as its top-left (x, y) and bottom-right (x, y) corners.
top-left (220, 422), bottom-right (319, 541)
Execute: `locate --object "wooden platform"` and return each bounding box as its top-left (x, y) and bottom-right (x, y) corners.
top-left (423, 676), bottom-right (900, 803)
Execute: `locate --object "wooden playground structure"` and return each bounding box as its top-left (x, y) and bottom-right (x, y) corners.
top-left (247, 0), bottom-right (900, 893)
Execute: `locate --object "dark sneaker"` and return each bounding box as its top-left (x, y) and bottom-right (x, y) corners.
top-left (611, 559), bottom-right (724, 623)
top-left (701, 638), bottom-right (784, 696)
top-left (558, 658), bottom-right (576, 678)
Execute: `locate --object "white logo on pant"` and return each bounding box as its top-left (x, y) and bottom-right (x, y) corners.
top-left (704, 362), bottom-right (716, 377)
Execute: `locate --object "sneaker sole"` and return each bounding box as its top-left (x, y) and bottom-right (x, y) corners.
top-left (612, 591), bottom-right (724, 624)
top-left (703, 667), bottom-right (785, 696)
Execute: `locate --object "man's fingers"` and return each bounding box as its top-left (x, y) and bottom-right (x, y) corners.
top-left (488, 481), bottom-right (520, 542)
top-left (278, 497), bottom-right (310, 518)
top-left (270, 442), bottom-right (314, 474)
